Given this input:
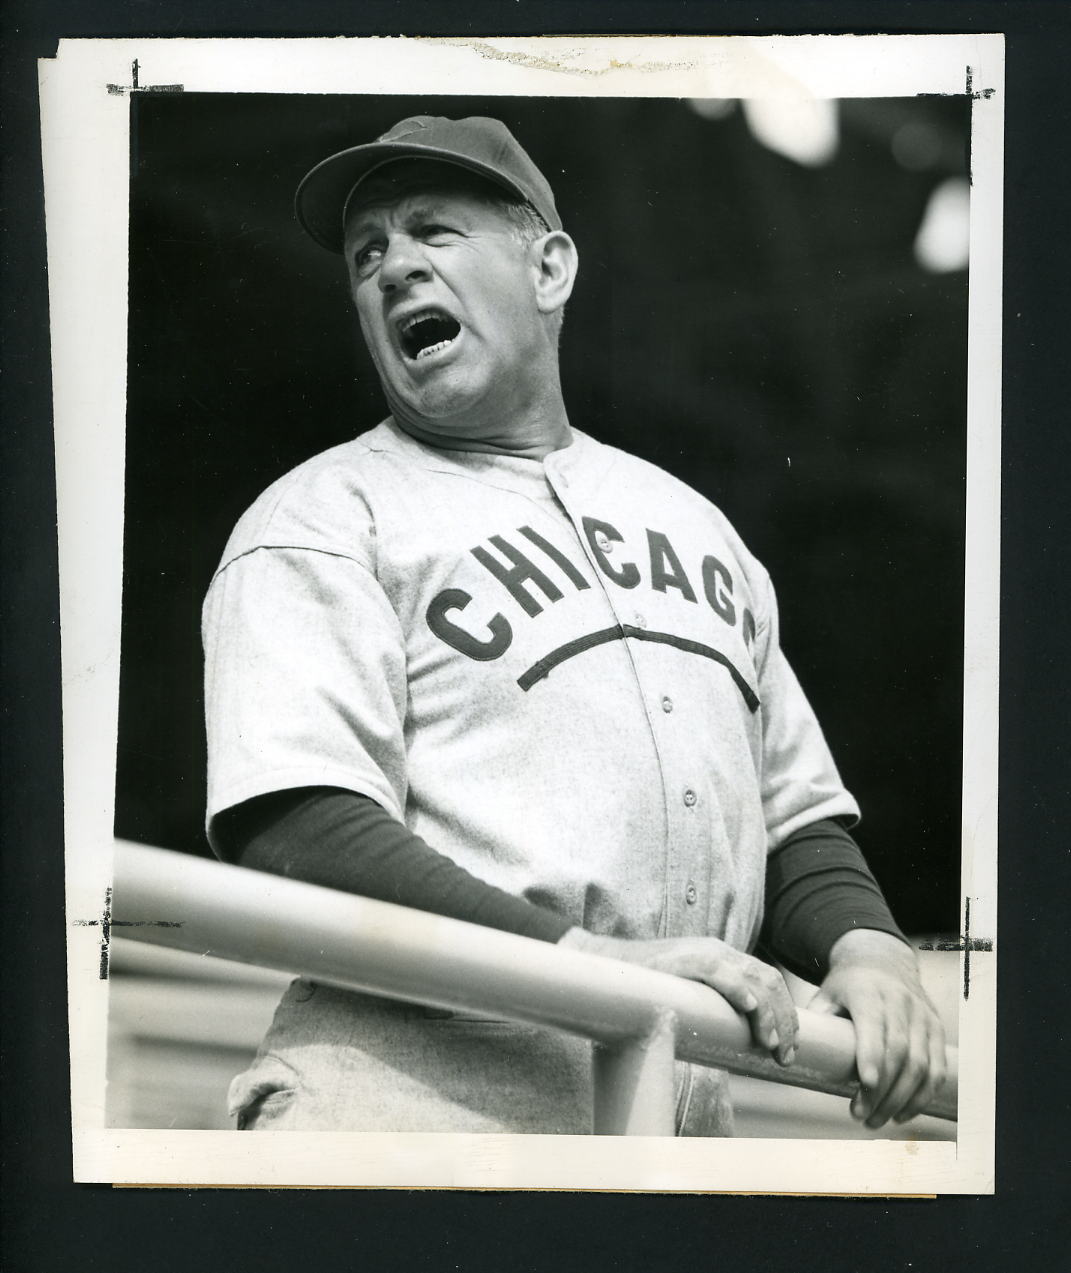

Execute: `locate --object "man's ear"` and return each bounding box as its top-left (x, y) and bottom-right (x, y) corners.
top-left (530, 231), bottom-right (578, 316)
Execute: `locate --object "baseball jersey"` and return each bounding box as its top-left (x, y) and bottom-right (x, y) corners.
top-left (203, 418), bottom-right (859, 953)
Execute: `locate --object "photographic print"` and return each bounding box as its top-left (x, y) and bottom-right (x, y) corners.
top-left (41, 34), bottom-right (1000, 1191)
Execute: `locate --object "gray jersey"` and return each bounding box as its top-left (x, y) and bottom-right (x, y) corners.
top-left (203, 419), bottom-right (858, 951)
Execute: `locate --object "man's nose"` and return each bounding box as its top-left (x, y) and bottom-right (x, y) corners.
top-left (378, 236), bottom-right (431, 293)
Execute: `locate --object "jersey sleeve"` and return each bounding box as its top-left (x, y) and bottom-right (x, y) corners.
top-left (202, 543), bottom-right (409, 856)
top-left (753, 571), bottom-right (861, 850)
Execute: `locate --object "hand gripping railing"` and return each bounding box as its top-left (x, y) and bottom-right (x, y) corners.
top-left (111, 842), bottom-right (958, 1133)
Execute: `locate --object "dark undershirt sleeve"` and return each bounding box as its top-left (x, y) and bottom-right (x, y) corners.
top-left (760, 818), bottom-right (910, 981)
top-left (218, 791), bottom-right (906, 967)
top-left (215, 786), bottom-right (574, 944)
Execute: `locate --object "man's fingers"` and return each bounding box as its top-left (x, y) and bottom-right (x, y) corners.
top-left (863, 998), bottom-right (946, 1127)
top-left (894, 1071), bottom-right (936, 1125)
top-left (894, 1018), bottom-right (948, 1124)
top-left (866, 1031), bottom-right (930, 1128)
top-left (767, 996), bottom-right (799, 1066)
top-left (703, 965), bottom-right (760, 1018)
top-left (816, 955), bottom-right (948, 1129)
top-left (743, 964), bottom-right (798, 1064)
top-left (866, 1056), bottom-right (918, 1128)
top-left (854, 1017), bottom-right (886, 1091)
top-left (850, 1012), bottom-right (889, 1122)
top-left (748, 999), bottom-right (780, 1051)
top-left (928, 1026), bottom-right (948, 1102)
top-left (621, 940), bottom-right (800, 1067)
top-left (704, 960), bottom-right (797, 1063)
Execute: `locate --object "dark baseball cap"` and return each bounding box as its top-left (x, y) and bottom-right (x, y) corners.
top-left (295, 115), bottom-right (562, 254)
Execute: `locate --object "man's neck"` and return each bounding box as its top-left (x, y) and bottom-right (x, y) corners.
top-left (388, 400), bottom-right (573, 461)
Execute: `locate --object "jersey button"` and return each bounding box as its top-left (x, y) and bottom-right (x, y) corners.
top-left (685, 883), bottom-right (698, 905)
top-left (661, 696), bottom-right (674, 713)
top-left (683, 788), bottom-right (697, 807)
top-left (594, 531), bottom-right (613, 553)
top-left (634, 613), bottom-right (648, 629)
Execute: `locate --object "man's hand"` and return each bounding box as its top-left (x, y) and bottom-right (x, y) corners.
top-left (559, 928), bottom-right (798, 1066)
top-left (809, 928), bottom-right (947, 1128)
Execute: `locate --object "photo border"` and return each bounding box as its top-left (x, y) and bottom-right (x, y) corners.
top-left (39, 32), bottom-right (1002, 1192)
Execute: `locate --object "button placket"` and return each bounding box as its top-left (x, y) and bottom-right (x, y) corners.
top-left (547, 461), bottom-right (695, 935)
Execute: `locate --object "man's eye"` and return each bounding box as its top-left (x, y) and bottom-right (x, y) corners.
top-left (354, 244), bottom-right (384, 272)
top-left (422, 224), bottom-right (455, 241)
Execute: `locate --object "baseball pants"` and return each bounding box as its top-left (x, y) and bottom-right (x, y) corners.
top-left (229, 979), bottom-right (736, 1136)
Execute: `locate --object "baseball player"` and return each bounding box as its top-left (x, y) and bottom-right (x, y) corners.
top-left (203, 115), bottom-right (946, 1135)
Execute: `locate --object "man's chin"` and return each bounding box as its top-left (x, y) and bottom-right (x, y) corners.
top-left (385, 383), bottom-right (488, 439)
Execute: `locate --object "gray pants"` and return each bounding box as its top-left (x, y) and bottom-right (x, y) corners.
top-left (230, 979), bottom-right (735, 1136)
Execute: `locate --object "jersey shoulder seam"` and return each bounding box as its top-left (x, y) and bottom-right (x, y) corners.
top-left (209, 541), bottom-right (376, 588)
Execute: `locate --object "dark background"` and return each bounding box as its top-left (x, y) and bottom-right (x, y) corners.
top-left (116, 91), bottom-right (969, 933)
top-left (4, 3), bottom-right (1069, 1271)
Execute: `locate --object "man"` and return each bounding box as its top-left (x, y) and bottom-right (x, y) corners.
top-left (203, 115), bottom-right (946, 1135)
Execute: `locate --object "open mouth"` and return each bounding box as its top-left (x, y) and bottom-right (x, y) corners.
top-left (398, 308), bottom-right (462, 362)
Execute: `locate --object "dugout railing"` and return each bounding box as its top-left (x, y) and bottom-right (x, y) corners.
top-left (111, 840), bottom-right (958, 1134)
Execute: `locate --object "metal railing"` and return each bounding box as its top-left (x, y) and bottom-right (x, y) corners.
top-left (112, 841), bottom-right (958, 1134)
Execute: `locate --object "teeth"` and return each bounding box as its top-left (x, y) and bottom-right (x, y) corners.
top-left (416, 338), bottom-right (454, 360)
top-left (400, 309), bottom-right (446, 334)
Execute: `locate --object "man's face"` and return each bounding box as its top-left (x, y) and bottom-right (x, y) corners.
top-left (343, 169), bottom-right (553, 440)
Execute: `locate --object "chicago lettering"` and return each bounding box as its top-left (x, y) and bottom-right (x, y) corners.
top-left (427, 520), bottom-right (755, 662)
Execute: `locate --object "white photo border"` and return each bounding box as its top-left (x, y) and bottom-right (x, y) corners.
top-left (40, 33), bottom-right (1001, 1192)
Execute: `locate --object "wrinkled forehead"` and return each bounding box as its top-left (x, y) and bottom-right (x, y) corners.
top-left (343, 159), bottom-right (511, 228)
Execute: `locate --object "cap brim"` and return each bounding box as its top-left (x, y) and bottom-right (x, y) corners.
top-left (295, 141), bottom-right (541, 254)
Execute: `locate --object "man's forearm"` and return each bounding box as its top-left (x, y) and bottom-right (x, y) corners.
top-left (218, 786), bottom-right (573, 943)
top-left (760, 819), bottom-right (909, 980)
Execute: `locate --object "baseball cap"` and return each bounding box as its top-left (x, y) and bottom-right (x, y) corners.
top-left (295, 115), bottom-right (562, 254)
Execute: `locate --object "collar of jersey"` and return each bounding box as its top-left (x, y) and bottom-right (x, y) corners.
top-left (361, 417), bottom-right (600, 501)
